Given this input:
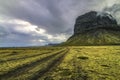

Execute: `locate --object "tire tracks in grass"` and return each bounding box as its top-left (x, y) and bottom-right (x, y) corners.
top-left (30, 48), bottom-right (69, 80)
top-left (11, 49), bottom-right (68, 80)
top-left (0, 51), bottom-right (51, 63)
top-left (0, 49), bottom-right (65, 80)
top-left (0, 52), bottom-right (14, 58)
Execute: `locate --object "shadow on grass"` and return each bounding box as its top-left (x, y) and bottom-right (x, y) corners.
top-left (77, 56), bottom-right (89, 60)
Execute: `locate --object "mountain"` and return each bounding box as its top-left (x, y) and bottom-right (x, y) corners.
top-left (62, 11), bottom-right (120, 46)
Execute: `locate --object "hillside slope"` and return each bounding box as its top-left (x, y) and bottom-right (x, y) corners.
top-left (64, 29), bottom-right (120, 45)
top-left (62, 11), bottom-right (120, 46)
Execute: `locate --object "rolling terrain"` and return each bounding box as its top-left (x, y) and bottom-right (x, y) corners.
top-left (0, 46), bottom-right (120, 80)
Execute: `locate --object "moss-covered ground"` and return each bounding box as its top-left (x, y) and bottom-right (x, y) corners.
top-left (0, 46), bottom-right (120, 80)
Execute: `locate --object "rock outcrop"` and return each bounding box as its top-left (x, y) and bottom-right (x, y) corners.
top-left (63, 11), bottom-right (120, 46)
top-left (74, 11), bottom-right (118, 34)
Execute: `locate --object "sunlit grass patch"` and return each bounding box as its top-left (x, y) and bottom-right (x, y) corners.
top-left (0, 46), bottom-right (120, 80)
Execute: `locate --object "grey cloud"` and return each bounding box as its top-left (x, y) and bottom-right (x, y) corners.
top-left (0, 26), bottom-right (8, 37)
top-left (0, 0), bottom-right (104, 34)
top-left (103, 3), bottom-right (120, 24)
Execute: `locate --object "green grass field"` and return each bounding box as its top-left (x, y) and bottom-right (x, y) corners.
top-left (0, 46), bottom-right (120, 80)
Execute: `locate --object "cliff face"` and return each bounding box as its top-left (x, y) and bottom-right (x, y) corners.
top-left (74, 11), bottom-right (117, 34)
top-left (63, 11), bottom-right (120, 46)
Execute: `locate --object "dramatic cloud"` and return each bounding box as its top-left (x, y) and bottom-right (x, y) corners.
top-left (0, 19), bottom-right (67, 47)
top-left (103, 4), bottom-right (120, 24)
top-left (0, 0), bottom-right (120, 47)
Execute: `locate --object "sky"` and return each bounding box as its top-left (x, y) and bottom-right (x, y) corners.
top-left (0, 0), bottom-right (120, 47)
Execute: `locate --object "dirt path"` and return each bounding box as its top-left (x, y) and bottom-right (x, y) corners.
top-left (0, 51), bottom-right (51, 63)
top-left (30, 49), bottom-right (69, 80)
top-left (0, 49), bottom-right (65, 80)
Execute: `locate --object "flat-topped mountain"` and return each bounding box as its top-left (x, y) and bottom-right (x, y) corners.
top-left (63, 11), bottom-right (120, 46)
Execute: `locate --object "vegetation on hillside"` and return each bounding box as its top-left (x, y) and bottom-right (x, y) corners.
top-left (62, 30), bottom-right (120, 46)
top-left (63, 11), bottom-right (120, 46)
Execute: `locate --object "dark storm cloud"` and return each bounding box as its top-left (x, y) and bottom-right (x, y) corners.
top-left (0, 0), bottom-right (67, 34)
top-left (0, 0), bottom-right (103, 34)
top-left (0, 0), bottom-right (120, 47)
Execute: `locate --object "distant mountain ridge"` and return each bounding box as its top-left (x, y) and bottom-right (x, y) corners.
top-left (62, 11), bottom-right (120, 45)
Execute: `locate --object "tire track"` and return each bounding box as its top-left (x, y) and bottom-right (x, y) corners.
top-left (30, 49), bottom-right (69, 80)
top-left (0, 49), bottom-right (65, 80)
top-left (10, 49), bottom-right (67, 80)
top-left (0, 51), bottom-right (51, 63)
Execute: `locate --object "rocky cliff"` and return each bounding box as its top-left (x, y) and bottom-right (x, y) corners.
top-left (63, 11), bottom-right (120, 45)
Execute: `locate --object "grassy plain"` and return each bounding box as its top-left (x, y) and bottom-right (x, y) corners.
top-left (0, 46), bottom-right (120, 80)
